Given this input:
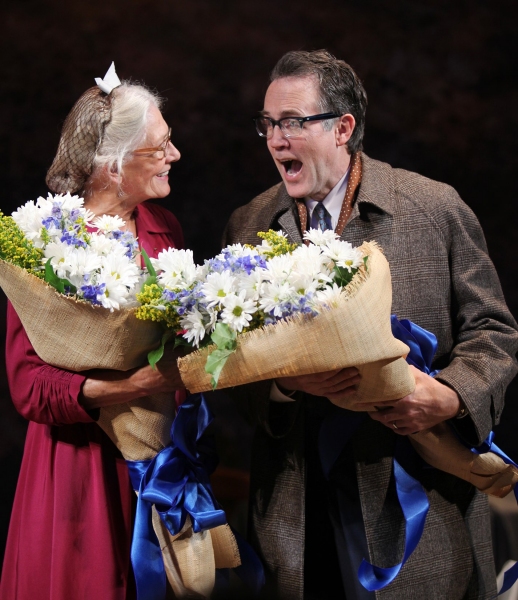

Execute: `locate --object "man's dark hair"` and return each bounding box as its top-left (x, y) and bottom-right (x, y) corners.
top-left (270, 50), bottom-right (368, 154)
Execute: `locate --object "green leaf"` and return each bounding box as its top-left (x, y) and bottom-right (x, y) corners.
top-left (205, 348), bottom-right (234, 390)
top-left (148, 329), bottom-right (174, 369)
top-left (143, 274), bottom-right (157, 287)
top-left (44, 259), bottom-right (76, 294)
top-left (333, 265), bottom-right (354, 288)
top-left (173, 334), bottom-right (191, 349)
top-left (211, 323), bottom-right (237, 351)
top-left (141, 248), bottom-right (157, 278)
top-left (203, 323), bottom-right (238, 388)
top-left (363, 255), bottom-right (369, 271)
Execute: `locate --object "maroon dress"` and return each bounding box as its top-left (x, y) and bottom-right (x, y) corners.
top-left (0, 202), bottom-right (184, 600)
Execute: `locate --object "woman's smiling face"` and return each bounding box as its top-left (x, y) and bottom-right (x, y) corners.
top-left (121, 105), bottom-right (181, 203)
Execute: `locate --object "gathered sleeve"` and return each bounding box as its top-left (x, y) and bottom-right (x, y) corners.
top-left (5, 301), bottom-right (91, 426)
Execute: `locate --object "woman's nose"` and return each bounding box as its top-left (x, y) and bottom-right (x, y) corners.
top-left (166, 141), bottom-right (181, 162)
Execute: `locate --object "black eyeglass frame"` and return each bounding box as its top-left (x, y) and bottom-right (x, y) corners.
top-left (253, 112), bottom-right (342, 138)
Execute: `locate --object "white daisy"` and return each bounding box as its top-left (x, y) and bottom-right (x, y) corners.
top-left (321, 240), bottom-right (363, 271)
top-left (220, 290), bottom-right (257, 332)
top-left (181, 308), bottom-right (208, 346)
top-left (258, 281), bottom-right (295, 317)
top-left (263, 253), bottom-right (295, 285)
top-left (92, 214), bottom-right (126, 233)
top-left (303, 228), bottom-right (339, 246)
top-left (43, 242), bottom-right (75, 279)
top-left (155, 248), bottom-right (197, 289)
top-left (202, 270), bottom-right (238, 308)
top-left (314, 283), bottom-right (346, 309)
top-left (101, 252), bottom-right (140, 289)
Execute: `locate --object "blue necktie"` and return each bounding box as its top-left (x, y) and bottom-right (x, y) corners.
top-left (314, 203), bottom-right (332, 231)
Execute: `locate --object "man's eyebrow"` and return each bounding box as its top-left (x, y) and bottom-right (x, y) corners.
top-left (258, 109), bottom-right (305, 117)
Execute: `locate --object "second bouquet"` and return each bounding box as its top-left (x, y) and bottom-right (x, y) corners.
top-left (137, 229), bottom-right (415, 401)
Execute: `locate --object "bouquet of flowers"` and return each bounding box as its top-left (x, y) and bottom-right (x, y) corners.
top-left (0, 194), bottom-right (240, 600)
top-left (137, 229), bottom-right (415, 401)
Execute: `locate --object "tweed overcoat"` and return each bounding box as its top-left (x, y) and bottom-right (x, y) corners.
top-left (223, 154), bottom-right (518, 600)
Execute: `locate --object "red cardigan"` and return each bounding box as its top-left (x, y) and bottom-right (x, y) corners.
top-left (0, 202), bottom-right (184, 600)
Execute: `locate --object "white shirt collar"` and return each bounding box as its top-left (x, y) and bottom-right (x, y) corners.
top-left (304, 166), bottom-right (350, 230)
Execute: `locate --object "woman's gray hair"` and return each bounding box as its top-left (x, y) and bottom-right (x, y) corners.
top-left (46, 80), bottom-right (163, 195)
top-left (94, 82), bottom-right (163, 177)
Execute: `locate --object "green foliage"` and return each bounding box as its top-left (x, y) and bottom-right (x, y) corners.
top-left (136, 284), bottom-right (182, 330)
top-left (205, 323), bottom-right (237, 389)
top-left (44, 259), bottom-right (76, 294)
top-left (256, 230), bottom-right (298, 258)
top-left (140, 248), bottom-right (157, 286)
top-left (148, 329), bottom-right (174, 369)
top-left (0, 212), bottom-right (44, 276)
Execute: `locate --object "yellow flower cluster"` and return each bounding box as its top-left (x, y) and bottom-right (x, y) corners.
top-left (256, 230), bottom-right (297, 258)
top-left (135, 283), bottom-right (181, 330)
top-left (0, 212), bottom-right (44, 276)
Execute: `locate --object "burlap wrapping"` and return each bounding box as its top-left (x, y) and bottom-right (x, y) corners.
top-left (410, 425), bottom-right (518, 498)
top-left (0, 258), bottom-right (240, 598)
top-left (178, 242), bottom-right (415, 400)
top-left (0, 259), bottom-right (162, 371)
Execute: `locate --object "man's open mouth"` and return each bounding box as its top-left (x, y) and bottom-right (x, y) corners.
top-left (282, 160), bottom-right (303, 177)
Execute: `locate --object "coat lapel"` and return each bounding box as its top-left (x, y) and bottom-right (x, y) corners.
top-left (271, 185), bottom-right (304, 244)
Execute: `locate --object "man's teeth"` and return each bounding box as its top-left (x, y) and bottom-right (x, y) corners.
top-left (157, 171), bottom-right (168, 177)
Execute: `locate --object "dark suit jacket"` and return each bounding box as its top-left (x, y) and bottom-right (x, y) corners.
top-left (223, 154), bottom-right (518, 599)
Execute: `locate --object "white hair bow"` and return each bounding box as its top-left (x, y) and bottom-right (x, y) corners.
top-left (95, 62), bottom-right (122, 94)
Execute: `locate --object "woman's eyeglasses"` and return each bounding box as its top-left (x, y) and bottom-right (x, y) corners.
top-left (133, 127), bottom-right (172, 159)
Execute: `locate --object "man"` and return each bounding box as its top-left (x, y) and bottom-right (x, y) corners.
top-left (223, 50), bottom-right (518, 599)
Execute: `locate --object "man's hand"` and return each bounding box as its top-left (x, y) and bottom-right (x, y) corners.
top-left (366, 366), bottom-right (461, 435)
top-left (276, 367), bottom-right (361, 400)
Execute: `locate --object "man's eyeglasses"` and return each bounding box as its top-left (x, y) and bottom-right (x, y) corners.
top-left (253, 113), bottom-right (341, 139)
top-left (133, 127), bottom-right (172, 159)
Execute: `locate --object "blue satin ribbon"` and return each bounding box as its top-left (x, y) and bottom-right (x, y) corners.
top-left (390, 316), bottom-right (440, 377)
top-left (126, 393), bottom-right (227, 600)
top-left (358, 445), bottom-right (429, 590)
top-left (319, 316), bottom-right (438, 592)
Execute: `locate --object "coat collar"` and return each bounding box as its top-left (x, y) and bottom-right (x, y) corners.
top-left (355, 153), bottom-right (396, 217)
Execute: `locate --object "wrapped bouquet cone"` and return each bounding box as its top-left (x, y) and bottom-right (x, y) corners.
top-left (0, 258), bottom-right (240, 599)
top-left (410, 425), bottom-right (518, 498)
top-left (178, 242), bottom-right (415, 401)
top-left (97, 394), bottom-right (241, 598)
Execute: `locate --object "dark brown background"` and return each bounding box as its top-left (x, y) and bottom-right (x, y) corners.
top-left (1, 0), bottom-right (517, 569)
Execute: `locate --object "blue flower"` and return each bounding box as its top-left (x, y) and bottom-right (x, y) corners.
top-left (80, 283), bottom-right (106, 305)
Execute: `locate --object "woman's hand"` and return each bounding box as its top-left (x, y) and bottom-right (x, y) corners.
top-left (80, 346), bottom-right (186, 410)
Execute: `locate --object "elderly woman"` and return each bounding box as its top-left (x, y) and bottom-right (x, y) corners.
top-left (1, 69), bottom-right (185, 600)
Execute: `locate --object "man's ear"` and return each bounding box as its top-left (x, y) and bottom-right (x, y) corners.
top-left (335, 114), bottom-right (355, 147)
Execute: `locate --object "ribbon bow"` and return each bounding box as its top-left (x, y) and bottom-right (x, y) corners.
top-left (127, 393), bottom-right (227, 600)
